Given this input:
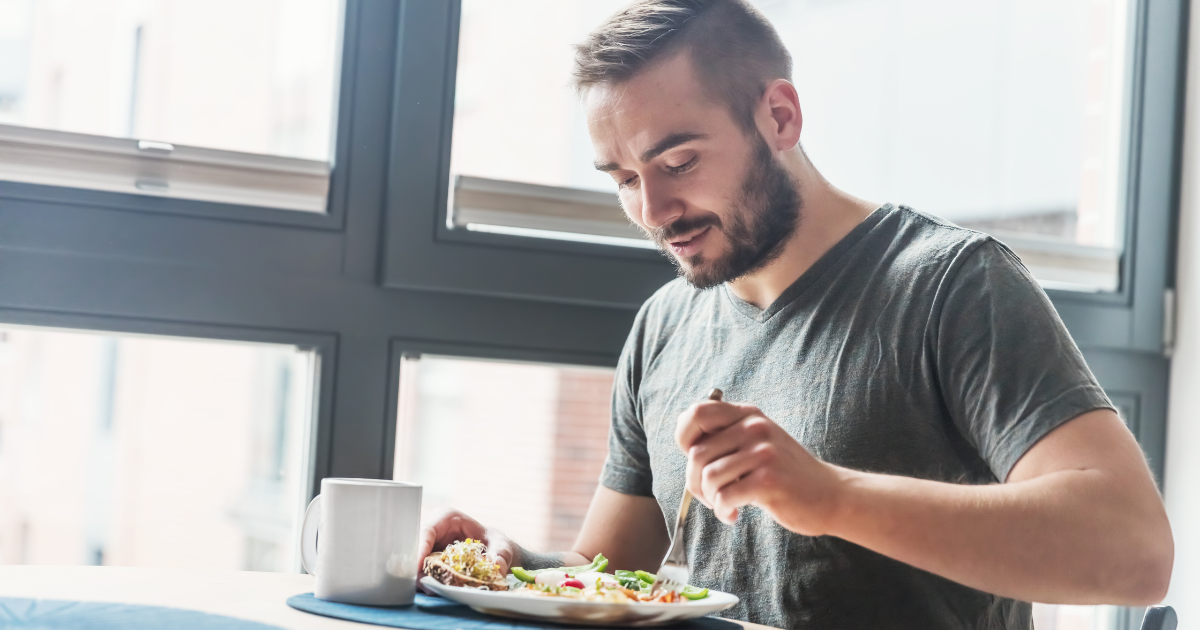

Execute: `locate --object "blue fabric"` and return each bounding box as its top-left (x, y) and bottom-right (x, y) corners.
top-left (287, 593), bottom-right (741, 630)
top-left (0, 597), bottom-right (284, 629)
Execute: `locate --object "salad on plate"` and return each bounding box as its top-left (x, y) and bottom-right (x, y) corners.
top-left (423, 539), bottom-right (711, 603)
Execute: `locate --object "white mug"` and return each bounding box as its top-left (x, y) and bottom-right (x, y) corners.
top-left (300, 478), bottom-right (422, 606)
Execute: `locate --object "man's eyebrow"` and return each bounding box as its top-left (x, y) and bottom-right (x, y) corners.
top-left (639, 132), bottom-right (707, 164)
top-left (592, 132), bottom-right (708, 173)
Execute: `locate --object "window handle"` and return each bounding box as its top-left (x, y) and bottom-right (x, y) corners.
top-left (137, 140), bottom-right (174, 154)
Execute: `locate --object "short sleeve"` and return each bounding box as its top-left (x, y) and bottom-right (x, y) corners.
top-left (935, 240), bottom-right (1114, 481)
top-left (599, 304), bottom-right (655, 497)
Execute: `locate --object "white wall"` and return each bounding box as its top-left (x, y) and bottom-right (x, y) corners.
top-left (1162, 0), bottom-right (1200, 623)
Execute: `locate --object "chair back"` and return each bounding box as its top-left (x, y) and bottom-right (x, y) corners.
top-left (1140, 606), bottom-right (1177, 630)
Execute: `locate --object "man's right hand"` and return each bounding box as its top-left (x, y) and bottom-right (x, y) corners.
top-left (417, 507), bottom-right (519, 578)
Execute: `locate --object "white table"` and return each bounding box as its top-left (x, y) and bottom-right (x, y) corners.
top-left (0, 566), bottom-right (774, 630)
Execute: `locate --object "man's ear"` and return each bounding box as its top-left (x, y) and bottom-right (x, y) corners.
top-left (758, 79), bottom-right (802, 151)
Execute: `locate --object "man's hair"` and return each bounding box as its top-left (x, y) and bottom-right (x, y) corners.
top-left (572, 0), bottom-right (792, 134)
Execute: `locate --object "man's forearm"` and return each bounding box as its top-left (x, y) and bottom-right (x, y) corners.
top-left (512, 548), bottom-right (591, 571)
top-left (825, 466), bottom-right (1171, 605)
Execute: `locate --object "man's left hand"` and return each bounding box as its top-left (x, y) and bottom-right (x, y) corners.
top-left (676, 399), bottom-right (844, 534)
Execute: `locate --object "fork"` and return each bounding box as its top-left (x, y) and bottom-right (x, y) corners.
top-left (650, 388), bottom-right (724, 597)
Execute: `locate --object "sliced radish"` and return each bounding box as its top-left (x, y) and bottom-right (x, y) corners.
top-left (534, 571), bottom-right (568, 587)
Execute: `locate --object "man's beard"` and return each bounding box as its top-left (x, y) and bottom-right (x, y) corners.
top-left (650, 136), bottom-right (802, 290)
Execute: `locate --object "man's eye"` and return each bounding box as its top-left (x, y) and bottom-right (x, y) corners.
top-left (618, 175), bottom-right (639, 189)
top-left (666, 157), bottom-right (697, 174)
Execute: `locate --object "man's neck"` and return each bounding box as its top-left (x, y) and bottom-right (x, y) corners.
top-left (726, 151), bottom-right (878, 310)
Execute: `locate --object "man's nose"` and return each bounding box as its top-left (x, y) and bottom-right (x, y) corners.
top-left (638, 176), bottom-right (683, 231)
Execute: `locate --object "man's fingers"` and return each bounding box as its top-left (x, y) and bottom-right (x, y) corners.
top-left (685, 433), bottom-right (742, 500)
top-left (711, 467), bottom-right (770, 524)
top-left (416, 509), bottom-right (489, 574)
top-left (675, 401), bottom-right (761, 451)
top-left (485, 550), bottom-right (510, 575)
top-left (699, 443), bottom-right (773, 502)
top-left (685, 456), bottom-right (714, 509)
top-left (419, 512), bottom-right (460, 552)
top-left (684, 415), bottom-right (773, 499)
top-left (417, 511), bottom-right (456, 558)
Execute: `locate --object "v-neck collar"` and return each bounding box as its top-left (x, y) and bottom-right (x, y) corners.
top-left (722, 203), bottom-right (893, 323)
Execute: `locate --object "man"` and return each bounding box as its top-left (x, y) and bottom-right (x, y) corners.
top-left (418, 1), bottom-right (1174, 628)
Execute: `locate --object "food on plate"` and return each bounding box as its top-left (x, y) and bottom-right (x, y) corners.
top-left (423, 539), bottom-right (507, 591)
top-left (424, 545), bottom-right (712, 602)
top-left (508, 553), bottom-right (609, 585)
top-left (509, 554), bottom-right (710, 603)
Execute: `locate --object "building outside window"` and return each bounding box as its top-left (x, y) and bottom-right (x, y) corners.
top-left (393, 355), bottom-right (614, 552)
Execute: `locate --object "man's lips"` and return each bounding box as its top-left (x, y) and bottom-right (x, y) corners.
top-left (667, 226), bottom-right (712, 257)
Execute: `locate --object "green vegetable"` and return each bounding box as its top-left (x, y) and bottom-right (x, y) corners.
top-left (511, 567), bottom-right (537, 583)
top-left (513, 557), bottom-right (708, 600)
top-left (510, 553), bottom-right (608, 579)
top-left (616, 576), bottom-right (643, 590)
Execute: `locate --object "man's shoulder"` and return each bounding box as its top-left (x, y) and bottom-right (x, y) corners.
top-left (885, 205), bottom-right (996, 261)
top-left (868, 204), bottom-right (1019, 284)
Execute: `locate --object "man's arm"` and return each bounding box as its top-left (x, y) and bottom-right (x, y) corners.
top-left (417, 486), bottom-right (669, 575)
top-left (679, 402), bottom-right (1173, 605)
top-left (571, 486), bottom-right (671, 571)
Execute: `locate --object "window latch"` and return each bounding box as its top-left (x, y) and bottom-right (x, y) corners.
top-left (1164, 288), bottom-right (1177, 358)
top-left (136, 140), bottom-right (175, 155)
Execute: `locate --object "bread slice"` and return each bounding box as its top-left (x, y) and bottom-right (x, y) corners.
top-left (423, 551), bottom-right (508, 591)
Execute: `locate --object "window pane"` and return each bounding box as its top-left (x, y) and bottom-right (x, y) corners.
top-left (758, 0), bottom-right (1131, 292)
top-left (394, 355), bottom-right (613, 550)
top-left (0, 326), bottom-right (316, 571)
top-left (1032, 603), bottom-right (1121, 630)
top-left (450, 0), bottom-right (1131, 291)
top-left (0, 0), bottom-right (341, 161)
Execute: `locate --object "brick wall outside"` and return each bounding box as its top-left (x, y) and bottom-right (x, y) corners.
top-left (547, 368), bottom-right (614, 551)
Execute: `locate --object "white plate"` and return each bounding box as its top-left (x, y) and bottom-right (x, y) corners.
top-left (420, 576), bottom-right (739, 627)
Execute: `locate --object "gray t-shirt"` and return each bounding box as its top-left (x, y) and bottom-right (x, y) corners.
top-left (600, 204), bottom-right (1113, 630)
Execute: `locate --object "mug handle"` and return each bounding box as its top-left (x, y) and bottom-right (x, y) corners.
top-left (300, 494), bottom-right (322, 575)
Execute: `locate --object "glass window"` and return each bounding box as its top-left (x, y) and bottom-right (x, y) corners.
top-left (450, 0), bottom-right (1132, 291)
top-left (757, 0), bottom-right (1131, 292)
top-left (393, 355), bottom-right (614, 550)
top-left (1031, 603), bottom-right (1122, 630)
top-left (0, 0), bottom-right (340, 160)
top-left (0, 326), bottom-right (316, 571)
top-left (0, 0), bottom-right (343, 212)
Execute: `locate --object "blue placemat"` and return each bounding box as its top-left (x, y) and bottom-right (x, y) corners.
top-left (0, 597), bottom-right (284, 629)
top-left (287, 593), bottom-right (741, 630)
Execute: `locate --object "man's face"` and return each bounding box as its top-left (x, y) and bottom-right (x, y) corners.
top-left (586, 52), bottom-right (801, 289)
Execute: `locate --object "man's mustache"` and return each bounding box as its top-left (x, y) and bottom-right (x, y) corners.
top-left (650, 213), bottom-right (724, 243)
